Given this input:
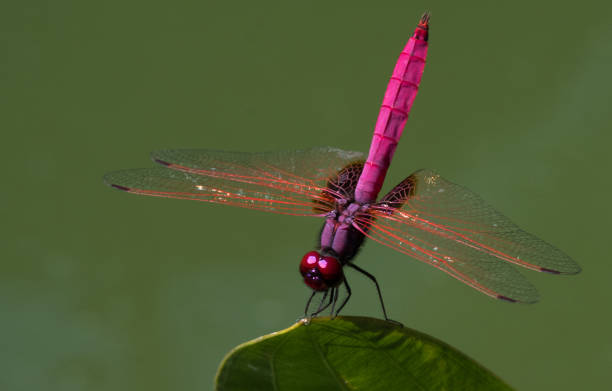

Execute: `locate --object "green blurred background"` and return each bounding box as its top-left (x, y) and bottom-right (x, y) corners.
top-left (2, 0), bottom-right (610, 389)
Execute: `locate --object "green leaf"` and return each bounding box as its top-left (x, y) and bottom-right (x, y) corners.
top-left (215, 316), bottom-right (514, 391)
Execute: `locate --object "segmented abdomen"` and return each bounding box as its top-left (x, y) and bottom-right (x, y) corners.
top-left (355, 14), bottom-right (429, 203)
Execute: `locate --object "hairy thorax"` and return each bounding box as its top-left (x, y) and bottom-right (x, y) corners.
top-left (319, 201), bottom-right (370, 264)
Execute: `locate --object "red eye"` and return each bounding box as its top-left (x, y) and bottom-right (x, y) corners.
top-left (300, 251), bottom-right (320, 275)
top-left (299, 251), bottom-right (343, 291)
top-left (303, 274), bottom-right (327, 291)
top-left (318, 256), bottom-right (343, 287)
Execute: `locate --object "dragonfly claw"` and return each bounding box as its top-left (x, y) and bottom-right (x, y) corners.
top-left (385, 318), bottom-right (404, 328)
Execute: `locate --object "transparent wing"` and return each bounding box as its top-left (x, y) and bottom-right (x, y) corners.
top-left (353, 169), bottom-right (580, 303)
top-left (104, 147), bottom-right (365, 216)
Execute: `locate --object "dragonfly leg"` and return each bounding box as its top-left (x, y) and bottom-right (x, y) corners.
top-left (346, 263), bottom-right (402, 326)
top-left (312, 288), bottom-right (336, 317)
top-left (310, 289), bottom-right (329, 318)
top-left (325, 288), bottom-right (337, 315)
top-left (304, 291), bottom-right (317, 318)
top-left (330, 287), bottom-right (340, 318)
top-left (334, 277), bottom-right (352, 317)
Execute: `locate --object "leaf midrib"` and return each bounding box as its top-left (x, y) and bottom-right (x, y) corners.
top-left (306, 323), bottom-right (353, 391)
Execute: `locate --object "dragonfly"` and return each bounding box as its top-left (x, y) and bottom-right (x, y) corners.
top-left (104, 13), bottom-right (580, 321)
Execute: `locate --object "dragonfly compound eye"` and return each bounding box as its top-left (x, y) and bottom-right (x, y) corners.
top-left (317, 256), bottom-right (343, 288)
top-left (299, 251), bottom-right (320, 276)
top-left (302, 268), bottom-right (327, 291)
top-left (300, 251), bottom-right (327, 291)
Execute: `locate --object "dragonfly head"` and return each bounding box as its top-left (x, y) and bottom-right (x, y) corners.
top-left (299, 251), bottom-right (343, 291)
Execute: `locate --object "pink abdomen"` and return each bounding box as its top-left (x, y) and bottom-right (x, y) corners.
top-left (355, 16), bottom-right (429, 203)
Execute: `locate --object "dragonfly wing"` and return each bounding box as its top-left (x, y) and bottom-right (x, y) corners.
top-left (150, 147), bottom-right (364, 181)
top-left (104, 147), bottom-right (365, 216)
top-left (353, 169), bottom-right (580, 303)
top-left (353, 213), bottom-right (541, 302)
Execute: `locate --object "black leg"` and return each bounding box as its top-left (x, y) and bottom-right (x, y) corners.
top-left (313, 289), bottom-right (329, 316)
top-left (346, 263), bottom-right (401, 325)
top-left (330, 286), bottom-right (340, 318)
top-left (304, 291), bottom-right (316, 318)
top-left (335, 277), bottom-right (352, 316)
top-left (312, 288), bottom-right (335, 317)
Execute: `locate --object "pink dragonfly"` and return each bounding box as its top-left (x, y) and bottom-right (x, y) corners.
top-left (104, 14), bottom-right (580, 320)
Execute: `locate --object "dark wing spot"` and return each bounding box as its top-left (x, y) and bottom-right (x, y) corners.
top-left (313, 161), bottom-right (365, 213)
top-left (153, 158), bottom-right (172, 167)
top-left (110, 184), bottom-right (131, 191)
top-left (377, 174), bottom-right (417, 211)
top-left (497, 295), bottom-right (518, 303)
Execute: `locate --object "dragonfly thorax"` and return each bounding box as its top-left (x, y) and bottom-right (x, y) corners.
top-left (299, 251), bottom-right (343, 291)
top-left (319, 201), bottom-right (370, 264)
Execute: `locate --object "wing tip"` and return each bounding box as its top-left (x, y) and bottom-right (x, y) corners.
top-left (540, 264), bottom-right (582, 275)
top-left (497, 295), bottom-right (518, 303)
top-left (540, 267), bottom-right (561, 275)
top-left (103, 173), bottom-right (131, 192)
top-left (497, 294), bottom-right (539, 304)
top-left (110, 183), bottom-right (131, 192)
top-left (153, 158), bottom-right (172, 167)
top-left (569, 265), bottom-right (582, 275)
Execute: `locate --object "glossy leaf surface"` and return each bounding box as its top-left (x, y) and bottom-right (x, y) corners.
top-left (215, 316), bottom-right (514, 391)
